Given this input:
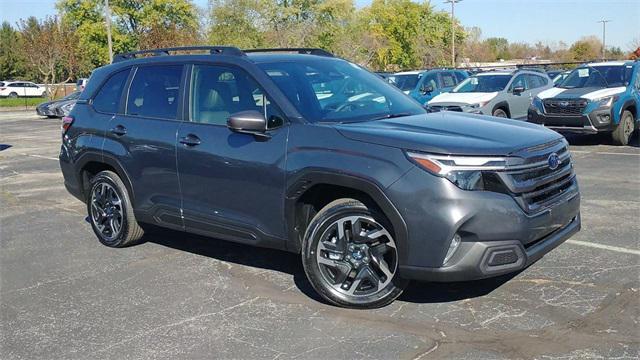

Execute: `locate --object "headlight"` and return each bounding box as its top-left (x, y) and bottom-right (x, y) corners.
top-left (60, 102), bottom-right (75, 114)
top-left (468, 101), bottom-right (489, 109)
top-left (531, 96), bottom-right (543, 111)
top-left (592, 95), bottom-right (618, 108)
top-left (406, 152), bottom-right (509, 190)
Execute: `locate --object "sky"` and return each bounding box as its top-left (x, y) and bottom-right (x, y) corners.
top-left (1, 0), bottom-right (638, 50)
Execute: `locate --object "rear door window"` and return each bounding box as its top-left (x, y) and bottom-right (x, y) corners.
top-left (93, 70), bottom-right (130, 114)
top-left (126, 65), bottom-right (183, 120)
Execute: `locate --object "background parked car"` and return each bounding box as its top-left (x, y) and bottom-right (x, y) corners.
top-left (36, 91), bottom-right (81, 118)
top-left (528, 60), bottom-right (639, 145)
top-left (0, 81), bottom-right (48, 98)
top-left (427, 69), bottom-right (553, 119)
top-left (387, 71), bottom-right (423, 94)
top-left (408, 69), bottom-right (468, 105)
top-left (76, 78), bottom-right (89, 91)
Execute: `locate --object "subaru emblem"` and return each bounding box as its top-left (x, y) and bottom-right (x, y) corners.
top-left (548, 153), bottom-right (560, 170)
top-left (559, 101), bottom-right (569, 107)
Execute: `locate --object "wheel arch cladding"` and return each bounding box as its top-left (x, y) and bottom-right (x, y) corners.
top-left (620, 98), bottom-right (637, 122)
top-left (492, 101), bottom-right (510, 117)
top-left (77, 153), bottom-right (135, 204)
top-left (284, 171), bottom-right (409, 261)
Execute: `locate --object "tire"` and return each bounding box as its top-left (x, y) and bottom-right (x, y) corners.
top-left (612, 110), bottom-right (635, 146)
top-left (87, 170), bottom-right (144, 247)
top-left (41, 91), bottom-right (47, 98)
top-left (302, 198), bottom-right (408, 308)
top-left (46, 115), bottom-right (57, 118)
top-left (492, 108), bottom-right (508, 118)
top-left (8, 92), bottom-right (18, 99)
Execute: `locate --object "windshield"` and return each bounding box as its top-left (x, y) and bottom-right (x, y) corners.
top-left (387, 74), bottom-right (421, 91)
top-left (559, 65), bottom-right (632, 88)
top-left (257, 59), bottom-right (426, 123)
top-left (452, 75), bottom-right (511, 93)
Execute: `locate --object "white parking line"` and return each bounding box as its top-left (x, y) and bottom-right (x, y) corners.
top-left (20, 153), bottom-right (58, 161)
top-left (566, 239), bottom-right (640, 255)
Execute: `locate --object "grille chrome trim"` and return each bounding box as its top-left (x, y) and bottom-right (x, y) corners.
top-left (543, 98), bottom-right (587, 116)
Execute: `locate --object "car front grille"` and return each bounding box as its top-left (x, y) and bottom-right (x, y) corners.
top-left (543, 98), bottom-right (587, 116)
top-left (495, 143), bottom-right (578, 214)
top-left (428, 105), bottom-right (463, 112)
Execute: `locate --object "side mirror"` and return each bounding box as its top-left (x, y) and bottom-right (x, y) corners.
top-left (512, 86), bottom-right (525, 95)
top-left (227, 110), bottom-right (268, 137)
top-left (420, 84), bottom-right (434, 95)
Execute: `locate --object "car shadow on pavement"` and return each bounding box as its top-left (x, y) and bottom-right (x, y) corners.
top-left (0, 144), bottom-right (12, 151)
top-left (144, 227), bottom-right (520, 305)
top-left (564, 132), bottom-right (639, 148)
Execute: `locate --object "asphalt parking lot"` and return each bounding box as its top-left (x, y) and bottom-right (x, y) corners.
top-left (1, 110), bottom-right (639, 359)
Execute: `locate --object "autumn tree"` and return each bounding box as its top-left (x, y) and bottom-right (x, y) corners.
top-left (0, 22), bottom-right (27, 80)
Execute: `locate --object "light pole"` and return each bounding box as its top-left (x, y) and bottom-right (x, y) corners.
top-left (105, 0), bottom-right (113, 63)
top-left (597, 19), bottom-right (610, 60)
top-left (444, 0), bottom-right (462, 68)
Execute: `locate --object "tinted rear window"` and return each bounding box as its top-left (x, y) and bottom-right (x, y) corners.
top-left (93, 70), bottom-right (129, 114)
top-left (126, 65), bottom-right (183, 119)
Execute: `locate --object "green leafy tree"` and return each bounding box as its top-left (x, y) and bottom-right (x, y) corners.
top-left (0, 22), bottom-right (27, 80)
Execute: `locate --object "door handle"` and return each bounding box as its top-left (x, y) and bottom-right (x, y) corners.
top-left (179, 134), bottom-right (201, 146)
top-left (110, 125), bottom-right (127, 136)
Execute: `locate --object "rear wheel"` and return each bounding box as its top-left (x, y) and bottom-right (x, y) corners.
top-left (302, 199), bottom-right (407, 308)
top-left (492, 108), bottom-right (508, 118)
top-left (612, 110), bottom-right (635, 146)
top-left (87, 170), bottom-right (144, 247)
top-left (8, 92), bottom-right (18, 98)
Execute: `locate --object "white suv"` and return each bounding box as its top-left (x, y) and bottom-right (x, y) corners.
top-left (0, 81), bottom-right (47, 98)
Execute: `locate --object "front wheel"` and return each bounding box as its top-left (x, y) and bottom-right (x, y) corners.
top-left (302, 199), bottom-right (407, 308)
top-left (492, 108), bottom-right (508, 118)
top-left (8, 92), bottom-right (18, 98)
top-left (612, 110), bottom-right (635, 146)
top-left (87, 170), bottom-right (144, 247)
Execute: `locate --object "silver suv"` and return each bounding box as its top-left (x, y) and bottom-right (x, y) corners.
top-left (427, 69), bottom-right (553, 119)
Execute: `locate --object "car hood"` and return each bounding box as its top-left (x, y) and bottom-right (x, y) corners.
top-left (536, 86), bottom-right (626, 100)
top-left (428, 92), bottom-right (498, 105)
top-left (333, 112), bottom-right (562, 156)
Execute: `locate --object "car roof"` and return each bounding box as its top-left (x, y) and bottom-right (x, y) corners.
top-left (392, 70), bottom-right (424, 75)
top-left (586, 60), bottom-right (632, 67)
top-left (475, 71), bottom-right (513, 76)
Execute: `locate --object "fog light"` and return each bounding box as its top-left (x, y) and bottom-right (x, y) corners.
top-left (443, 234), bottom-right (461, 265)
top-left (596, 114), bottom-right (610, 124)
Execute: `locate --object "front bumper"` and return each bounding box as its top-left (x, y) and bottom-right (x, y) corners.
top-left (527, 106), bottom-right (615, 134)
top-left (400, 214), bottom-right (580, 281)
top-left (386, 166), bottom-right (581, 282)
top-left (36, 106), bottom-right (55, 117)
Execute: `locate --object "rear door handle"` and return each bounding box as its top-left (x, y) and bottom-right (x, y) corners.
top-left (110, 125), bottom-right (127, 136)
top-left (179, 134), bottom-right (201, 146)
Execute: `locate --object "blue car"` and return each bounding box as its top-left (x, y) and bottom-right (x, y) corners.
top-left (408, 69), bottom-right (468, 105)
top-left (528, 60), bottom-right (639, 145)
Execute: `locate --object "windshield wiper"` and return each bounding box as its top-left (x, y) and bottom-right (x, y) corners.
top-left (370, 112), bottom-right (413, 121)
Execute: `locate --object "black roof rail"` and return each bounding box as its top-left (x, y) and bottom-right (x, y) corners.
top-left (243, 48), bottom-right (334, 57)
top-left (113, 46), bottom-right (245, 63)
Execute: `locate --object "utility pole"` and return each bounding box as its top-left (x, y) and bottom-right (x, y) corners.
top-left (597, 19), bottom-right (610, 60)
top-left (105, 0), bottom-right (113, 63)
top-left (445, 0), bottom-right (462, 68)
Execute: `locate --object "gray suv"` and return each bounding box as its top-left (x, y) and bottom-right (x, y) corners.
top-left (59, 47), bottom-right (580, 308)
top-left (427, 69), bottom-right (553, 119)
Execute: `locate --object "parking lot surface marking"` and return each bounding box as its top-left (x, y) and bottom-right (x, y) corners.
top-left (566, 239), bottom-right (640, 255)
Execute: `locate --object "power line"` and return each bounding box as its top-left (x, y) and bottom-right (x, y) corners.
top-left (444, 0), bottom-right (462, 68)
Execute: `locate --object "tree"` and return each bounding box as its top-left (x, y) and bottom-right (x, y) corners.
top-left (485, 37), bottom-right (510, 60)
top-left (208, 0), bottom-right (268, 48)
top-left (568, 36), bottom-right (601, 61)
top-left (0, 22), bottom-right (26, 80)
top-left (19, 16), bottom-right (79, 97)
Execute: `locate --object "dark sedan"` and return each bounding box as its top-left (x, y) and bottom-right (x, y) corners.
top-left (36, 91), bottom-right (80, 118)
